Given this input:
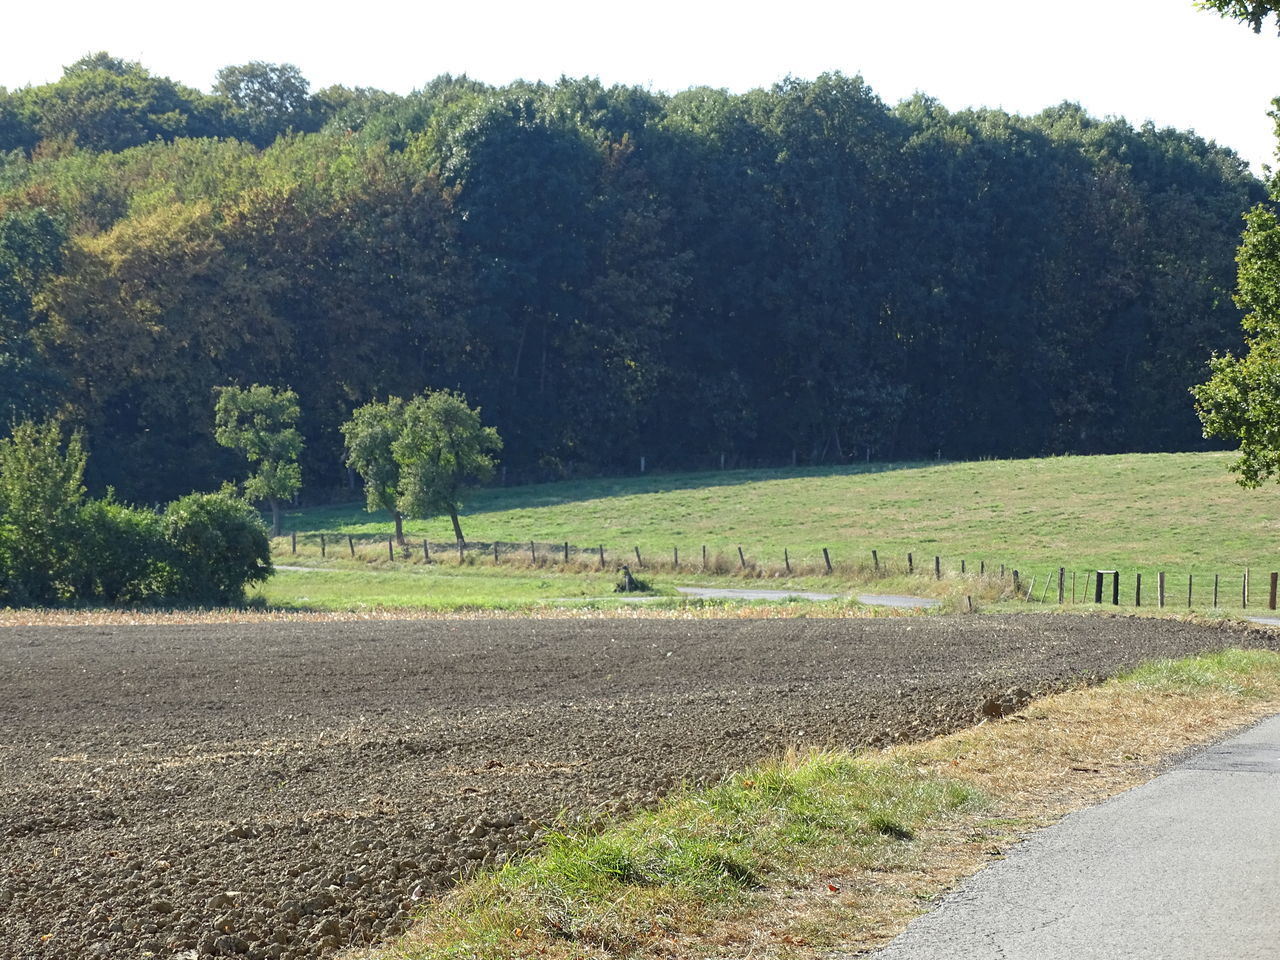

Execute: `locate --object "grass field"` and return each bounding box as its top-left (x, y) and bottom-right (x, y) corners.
top-left (254, 451), bottom-right (1280, 613)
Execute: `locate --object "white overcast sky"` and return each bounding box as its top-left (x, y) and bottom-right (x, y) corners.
top-left (3, 0), bottom-right (1278, 172)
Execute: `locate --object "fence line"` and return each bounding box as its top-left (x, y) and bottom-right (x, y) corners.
top-left (275, 532), bottom-right (1275, 609)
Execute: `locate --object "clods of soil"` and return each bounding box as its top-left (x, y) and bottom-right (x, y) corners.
top-left (0, 615), bottom-right (1269, 959)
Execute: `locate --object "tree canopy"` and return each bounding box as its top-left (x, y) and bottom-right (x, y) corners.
top-left (0, 57), bottom-right (1265, 504)
top-left (1199, 1), bottom-right (1280, 33)
top-left (213, 384), bottom-right (302, 535)
top-left (393, 390), bottom-right (501, 544)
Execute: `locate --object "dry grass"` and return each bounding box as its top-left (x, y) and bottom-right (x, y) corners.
top-left (0, 600), bottom-right (935, 628)
top-left (357, 649), bottom-right (1280, 960)
top-left (681, 652), bottom-right (1280, 959)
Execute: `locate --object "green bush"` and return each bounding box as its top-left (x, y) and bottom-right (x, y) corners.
top-left (0, 420), bottom-right (274, 608)
top-left (0, 421), bottom-right (86, 605)
top-left (159, 489), bottom-right (272, 604)
top-left (72, 497), bottom-right (166, 604)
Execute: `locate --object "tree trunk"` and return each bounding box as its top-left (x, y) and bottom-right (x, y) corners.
top-left (394, 511), bottom-right (405, 546)
top-left (269, 498), bottom-right (282, 538)
top-left (450, 510), bottom-right (465, 545)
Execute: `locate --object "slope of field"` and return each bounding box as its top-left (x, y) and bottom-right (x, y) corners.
top-left (283, 452), bottom-right (1280, 579)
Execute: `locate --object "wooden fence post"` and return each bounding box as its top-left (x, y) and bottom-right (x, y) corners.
top-left (388, 538), bottom-right (394, 561)
top-left (908, 552), bottom-right (914, 574)
top-left (934, 556), bottom-right (941, 580)
top-left (291, 531), bottom-right (297, 554)
top-left (348, 535), bottom-right (355, 557)
top-left (1026, 576), bottom-right (1037, 601)
top-left (1188, 574), bottom-right (1194, 609)
top-left (673, 546), bottom-right (679, 569)
top-left (320, 533), bottom-right (326, 558)
top-left (1270, 572), bottom-right (1278, 611)
top-left (738, 546), bottom-right (746, 569)
top-left (599, 545), bottom-right (605, 570)
top-left (564, 541), bottom-right (569, 564)
top-left (1113, 572), bottom-right (1120, 606)
top-left (1057, 567), bottom-right (1065, 605)
top-left (872, 549), bottom-right (879, 572)
top-left (493, 542), bottom-right (499, 564)
top-left (784, 548), bottom-right (791, 574)
top-left (1000, 563), bottom-right (1005, 579)
top-left (1135, 572), bottom-right (1142, 607)
top-left (1158, 571), bottom-right (1166, 608)
top-left (1013, 569), bottom-right (1020, 593)
top-left (1094, 571), bottom-right (1103, 604)
top-left (423, 540), bottom-right (430, 562)
top-left (702, 545), bottom-right (707, 569)
top-left (635, 545), bottom-right (643, 568)
top-left (980, 560), bottom-right (986, 577)
top-left (1040, 576), bottom-right (1051, 602)
top-left (1244, 567), bottom-right (1249, 609)
top-left (531, 541), bottom-right (537, 563)
top-left (1213, 574), bottom-right (1219, 608)
top-left (823, 548), bottom-right (833, 573)
top-left (961, 559), bottom-right (967, 575)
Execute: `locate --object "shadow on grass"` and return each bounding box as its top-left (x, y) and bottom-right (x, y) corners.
top-left (281, 460), bottom-right (940, 532)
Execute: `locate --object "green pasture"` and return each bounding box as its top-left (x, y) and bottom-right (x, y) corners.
top-left (257, 451), bottom-right (1280, 613)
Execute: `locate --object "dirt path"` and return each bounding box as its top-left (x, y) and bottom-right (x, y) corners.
top-left (0, 616), bottom-right (1270, 960)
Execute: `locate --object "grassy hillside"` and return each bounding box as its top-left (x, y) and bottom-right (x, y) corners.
top-left (279, 452), bottom-right (1280, 575)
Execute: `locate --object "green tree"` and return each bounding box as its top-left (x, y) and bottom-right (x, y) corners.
top-left (213, 61), bottom-right (316, 145)
top-left (1193, 205), bottom-right (1280, 484)
top-left (393, 389), bottom-right (501, 544)
top-left (1199, 1), bottom-right (1280, 32)
top-left (0, 421), bottom-right (86, 604)
top-left (213, 384), bottom-right (302, 536)
top-left (341, 396), bottom-right (409, 544)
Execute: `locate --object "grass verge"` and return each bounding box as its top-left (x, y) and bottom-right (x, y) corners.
top-left (354, 648), bottom-right (1280, 960)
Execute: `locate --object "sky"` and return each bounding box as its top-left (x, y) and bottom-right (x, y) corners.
top-left (3, 0), bottom-right (1279, 172)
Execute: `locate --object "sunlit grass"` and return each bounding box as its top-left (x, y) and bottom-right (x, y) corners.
top-left (381, 750), bottom-right (980, 959)
top-left (280, 452), bottom-right (1280, 592)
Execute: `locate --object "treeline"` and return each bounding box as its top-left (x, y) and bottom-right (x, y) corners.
top-left (0, 57), bottom-right (1265, 502)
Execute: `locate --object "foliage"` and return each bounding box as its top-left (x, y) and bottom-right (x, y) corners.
top-left (1198, 0), bottom-right (1280, 33)
top-left (393, 389), bottom-right (502, 542)
top-left (72, 496), bottom-right (165, 604)
top-left (214, 384), bottom-right (302, 535)
top-left (1192, 0), bottom-right (1280, 489)
top-left (341, 396), bottom-right (408, 542)
top-left (0, 420), bottom-right (85, 604)
top-left (0, 419), bottom-right (272, 608)
top-left (0, 60), bottom-right (1265, 502)
top-left (213, 61), bottom-right (318, 146)
top-left (158, 489), bottom-right (272, 604)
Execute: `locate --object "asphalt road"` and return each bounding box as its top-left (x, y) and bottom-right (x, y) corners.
top-left (871, 713), bottom-right (1280, 959)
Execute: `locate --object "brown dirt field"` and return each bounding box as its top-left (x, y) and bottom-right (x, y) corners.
top-left (0, 614), bottom-right (1272, 959)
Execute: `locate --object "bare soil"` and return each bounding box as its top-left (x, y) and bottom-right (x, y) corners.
top-left (0, 614), bottom-right (1271, 959)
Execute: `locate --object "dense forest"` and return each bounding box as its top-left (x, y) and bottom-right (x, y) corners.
top-left (0, 55), bottom-right (1266, 502)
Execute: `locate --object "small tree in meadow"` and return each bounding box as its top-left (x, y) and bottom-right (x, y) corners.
top-left (393, 389), bottom-right (501, 544)
top-left (213, 384), bottom-right (302, 536)
top-left (341, 396), bottom-right (409, 544)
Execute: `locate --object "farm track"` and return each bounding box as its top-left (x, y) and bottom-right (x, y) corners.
top-left (1, 615), bottom-right (1273, 959)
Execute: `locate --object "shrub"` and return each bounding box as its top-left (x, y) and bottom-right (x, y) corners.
top-left (0, 421), bottom-right (86, 605)
top-left (72, 497), bottom-right (166, 604)
top-left (159, 489), bottom-right (272, 604)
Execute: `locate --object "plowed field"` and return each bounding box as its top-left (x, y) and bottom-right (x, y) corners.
top-left (1, 615), bottom-right (1269, 959)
